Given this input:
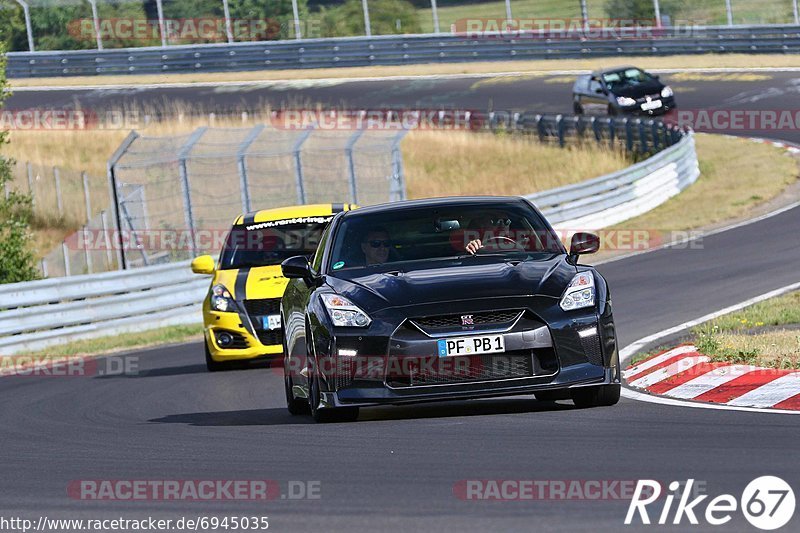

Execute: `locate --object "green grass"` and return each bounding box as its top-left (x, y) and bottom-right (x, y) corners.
top-left (24, 324), bottom-right (203, 357)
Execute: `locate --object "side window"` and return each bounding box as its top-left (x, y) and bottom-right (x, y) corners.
top-left (589, 78), bottom-right (602, 94)
top-left (311, 223), bottom-right (332, 272)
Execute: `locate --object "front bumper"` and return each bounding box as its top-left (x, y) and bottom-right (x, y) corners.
top-left (309, 296), bottom-right (620, 407)
top-left (205, 309), bottom-right (283, 362)
top-left (619, 96), bottom-right (676, 116)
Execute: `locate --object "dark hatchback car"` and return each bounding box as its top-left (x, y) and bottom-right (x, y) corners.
top-left (280, 197), bottom-right (620, 422)
top-left (573, 65), bottom-right (675, 116)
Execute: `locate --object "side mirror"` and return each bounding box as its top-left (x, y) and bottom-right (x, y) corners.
top-left (282, 255), bottom-right (314, 280)
top-left (594, 87), bottom-right (605, 95)
top-left (569, 232), bottom-right (600, 256)
top-left (191, 255), bottom-right (215, 275)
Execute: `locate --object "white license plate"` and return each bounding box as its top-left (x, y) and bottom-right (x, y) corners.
top-left (641, 99), bottom-right (663, 111)
top-left (262, 314), bottom-right (281, 331)
top-left (437, 335), bottom-right (505, 357)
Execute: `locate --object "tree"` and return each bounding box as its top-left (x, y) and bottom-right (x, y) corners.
top-left (318, 0), bottom-right (420, 37)
top-left (0, 48), bottom-right (39, 283)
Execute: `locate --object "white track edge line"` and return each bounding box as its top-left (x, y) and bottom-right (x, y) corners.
top-left (619, 280), bottom-right (800, 414)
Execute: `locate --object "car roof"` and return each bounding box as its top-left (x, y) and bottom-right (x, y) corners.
top-left (232, 203), bottom-right (355, 226)
top-left (339, 196), bottom-right (530, 217)
top-left (592, 65), bottom-right (640, 76)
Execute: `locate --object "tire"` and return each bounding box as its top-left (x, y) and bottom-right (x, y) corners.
top-left (573, 101), bottom-right (584, 115)
top-left (534, 389), bottom-right (570, 402)
top-left (205, 342), bottom-right (229, 372)
top-left (309, 374), bottom-right (359, 423)
top-left (571, 384), bottom-right (621, 408)
top-left (285, 371), bottom-right (309, 416)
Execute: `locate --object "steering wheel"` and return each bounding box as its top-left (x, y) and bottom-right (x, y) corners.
top-left (477, 235), bottom-right (526, 252)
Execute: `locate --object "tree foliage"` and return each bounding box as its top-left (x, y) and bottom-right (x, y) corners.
top-left (318, 0), bottom-right (420, 37)
top-left (0, 49), bottom-right (39, 283)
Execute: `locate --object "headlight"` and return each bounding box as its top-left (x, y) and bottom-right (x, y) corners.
top-left (661, 86), bottom-right (673, 98)
top-left (321, 293), bottom-right (371, 327)
top-left (616, 96), bottom-right (637, 107)
top-left (210, 284), bottom-right (237, 313)
top-left (560, 272), bottom-right (595, 311)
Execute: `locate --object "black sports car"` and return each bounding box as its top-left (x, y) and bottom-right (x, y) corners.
top-left (573, 65), bottom-right (676, 116)
top-left (280, 196), bottom-right (620, 422)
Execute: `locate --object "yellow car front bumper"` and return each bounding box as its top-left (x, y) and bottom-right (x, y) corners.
top-left (204, 310), bottom-right (283, 362)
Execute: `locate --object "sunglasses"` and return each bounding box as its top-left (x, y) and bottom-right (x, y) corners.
top-left (366, 239), bottom-right (391, 248)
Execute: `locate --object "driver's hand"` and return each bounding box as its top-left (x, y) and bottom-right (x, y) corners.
top-left (465, 239), bottom-right (483, 255)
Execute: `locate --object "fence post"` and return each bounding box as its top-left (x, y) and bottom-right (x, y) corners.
top-left (177, 127), bottom-right (207, 258)
top-left (794, 0), bottom-right (799, 25)
top-left (653, 0), bottom-right (662, 27)
top-left (236, 124), bottom-right (264, 214)
top-left (651, 120), bottom-right (661, 151)
top-left (536, 115), bottom-right (546, 142)
top-left (40, 258), bottom-right (48, 278)
top-left (725, 0), bottom-right (733, 25)
top-left (362, 0), bottom-right (372, 37)
top-left (345, 128), bottom-right (366, 204)
top-left (591, 116), bottom-right (601, 143)
top-left (26, 161), bottom-right (35, 208)
top-left (292, 125), bottom-right (315, 204)
top-left (390, 129), bottom-right (408, 202)
top-left (100, 210), bottom-right (113, 269)
top-left (82, 171), bottom-right (92, 223)
top-left (83, 225), bottom-right (93, 274)
top-left (53, 166), bottom-right (64, 217)
top-left (291, 0), bottom-right (302, 38)
top-left (107, 130), bottom-right (140, 270)
top-left (62, 241), bottom-right (71, 277)
top-left (430, 0), bottom-right (440, 33)
top-left (607, 118), bottom-right (616, 148)
top-left (637, 119), bottom-right (648, 153)
top-left (3, 179), bottom-right (8, 200)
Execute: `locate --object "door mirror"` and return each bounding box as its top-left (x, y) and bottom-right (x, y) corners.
top-left (191, 255), bottom-right (215, 275)
top-left (281, 255), bottom-right (314, 279)
top-left (569, 232), bottom-right (600, 256)
top-left (594, 87), bottom-right (605, 95)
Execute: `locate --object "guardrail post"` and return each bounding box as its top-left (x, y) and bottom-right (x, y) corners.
top-left (651, 120), bottom-right (660, 151)
top-left (536, 115), bottom-right (545, 142)
top-left (607, 118), bottom-right (616, 148)
top-left (624, 118), bottom-right (634, 152)
top-left (637, 119), bottom-right (648, 153)
top-left (346, 127), bottom-right (366, 204)
top-left (53, 166), bottom-right (64, 217)
top-left (82, 171), bottom-right (92, 223)
top-left (556, 115), bottom-right (565, 148)
top-left (62, 241), bottom-right (71, 277)
top-left (107, 130), bottom-right (140, 270)
top-left (177, 127), bottom-right (207, 258)
top-left (236, 124), bottom-right (265, 213)
top-left (26, 162), bottom-right (35, 208)
top-left (292, 125), bottom-right (315, 204)
top-left (591, 117), bottom-right (601, 143)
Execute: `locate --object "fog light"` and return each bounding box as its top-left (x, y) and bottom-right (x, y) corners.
top-left (578, 327), bottom-right (597, 338)
top-left (217, 332), bottom-right (234, 347)
top-left (338, 349), bottom-right (357, 357)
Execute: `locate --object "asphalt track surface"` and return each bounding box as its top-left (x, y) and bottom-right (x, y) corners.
top-left (3, 70), bottom-right (800, 532)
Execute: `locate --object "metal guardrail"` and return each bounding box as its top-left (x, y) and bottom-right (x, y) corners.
top-left (0, 261), bottom-right (206, 355)
top-left (7, 24), bottom-right (800, 78)
top-left (0, 124), bottom-right (698, 355)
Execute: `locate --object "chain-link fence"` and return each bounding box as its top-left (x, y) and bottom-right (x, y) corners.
top-left (4, 0), bottom-right (798, 53)
top-left (108, 123), bottom-right (408, 269)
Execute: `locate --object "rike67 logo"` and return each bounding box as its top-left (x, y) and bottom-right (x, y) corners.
top-left (626, 477), bottom-right (795, 530)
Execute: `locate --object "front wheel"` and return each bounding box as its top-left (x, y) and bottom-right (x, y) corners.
top-left (571, 384), bottom-right (621, 408)
top-left (285, 372), bottom-right (309, 416)
top-left (573, 101), bottom-right (584, 115)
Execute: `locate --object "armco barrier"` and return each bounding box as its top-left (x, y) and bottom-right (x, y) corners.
top-left (0, 131), bottom-right (698, 355)
top-left (7, 24), bottom-right (800, 78)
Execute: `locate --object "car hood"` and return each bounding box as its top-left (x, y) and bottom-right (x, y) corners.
top-left (325, 255), bottom-right (576, 312)
top-left (611, 79), bottom-right (664, 98)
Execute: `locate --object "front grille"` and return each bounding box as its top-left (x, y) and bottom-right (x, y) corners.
top-left (256, 329), bottom-right (283, 347)
top-left (335, 358), bottom-right (356, 390)
top-left (243, 298), bottom-right (281, 317)
top-left (408, 352), bottom-right (534, 386)
top-left (412, 310), bottom-right (521, 332)
top-left (580, 331), bottom-right (604, 366)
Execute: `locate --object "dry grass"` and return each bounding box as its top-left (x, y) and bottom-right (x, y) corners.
top-left (9, 54), bottom-right (800, 88)
top-left (610, 133), bottom-right (798, 233)
top-left (403, 130), bottom-right (629, 198)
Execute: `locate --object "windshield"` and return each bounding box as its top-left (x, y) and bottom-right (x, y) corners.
top-left (602, 68), bottom-right (653, 90)
top-left (328, 203), bottom-right (563, 272)
top-left (218, 218), bottom-right (331, 269)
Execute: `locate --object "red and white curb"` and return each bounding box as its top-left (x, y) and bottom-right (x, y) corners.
top-left (624, 345), bottom-right (800, 410)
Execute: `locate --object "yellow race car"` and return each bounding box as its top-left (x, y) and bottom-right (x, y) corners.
top-left (191, 203), bottom-right (356, 371)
